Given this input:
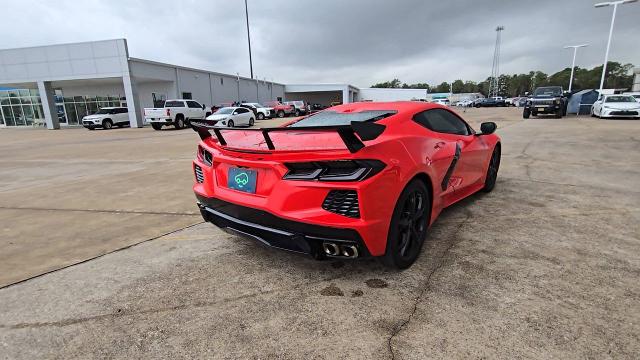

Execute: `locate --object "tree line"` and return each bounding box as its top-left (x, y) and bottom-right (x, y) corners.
top-left (371, 61), bottom-right (635, 97)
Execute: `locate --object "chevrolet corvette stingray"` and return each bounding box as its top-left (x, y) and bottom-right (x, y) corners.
top-left (191, 102), bottom-right (500, 269)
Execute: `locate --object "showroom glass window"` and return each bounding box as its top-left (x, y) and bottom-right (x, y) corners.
top-left (413, 109), bottom-right (470, 136)
top-left (0, 89), bottom-right (44, 126)
top-left (0, 88), bottom-right (125, 127)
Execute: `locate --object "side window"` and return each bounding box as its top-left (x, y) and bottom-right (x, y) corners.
top-left (413, 109), bottom-right (470, 136)
top-left (187, 101), bottom-right (201, 108)
top-left (236, 108), bottom-right (249, 114)
top-left (117, 108), bottom-right (128, 114)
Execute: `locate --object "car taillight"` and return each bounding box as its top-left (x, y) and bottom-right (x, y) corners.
top-left (166, 109), bottom-right (171, 117)
top-left (283, 160), bottom-right (385, 181)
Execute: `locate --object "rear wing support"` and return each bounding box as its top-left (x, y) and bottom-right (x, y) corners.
top-left (190, 120), bottom-right (385, 153)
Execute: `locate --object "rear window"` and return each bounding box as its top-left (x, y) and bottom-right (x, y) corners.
top-left (165, 101), bottom-right (184, 107)
top-left (288, 110), bottom-right (396, 127)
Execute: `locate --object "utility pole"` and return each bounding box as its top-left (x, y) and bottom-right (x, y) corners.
top-left (236, 73), bottom-right (240, 103)
top-left (488, 26), bottom-right (504, 99)
top-left (244, 0), bottom-right (254, 79)
top-left (594, 0), bottom-right (638, 92)
top-left (563, 44), bottom-right (589, 92)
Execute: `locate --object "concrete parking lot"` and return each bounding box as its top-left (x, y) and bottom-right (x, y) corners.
top-left (0, 108), bottom-right (639, 359)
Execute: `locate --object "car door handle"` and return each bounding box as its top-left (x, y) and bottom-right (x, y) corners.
top-left (434, 141), bottom-right (446, 149)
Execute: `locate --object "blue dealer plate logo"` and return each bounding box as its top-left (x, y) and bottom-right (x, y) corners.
top-left (227, 167), bottom-right (257, 193)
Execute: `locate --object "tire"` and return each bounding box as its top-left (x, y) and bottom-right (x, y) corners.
top-left (523, 109), bottom-right (530, 119)
top-left (382, 179), bottom-right (431, 269)
top-left (174, 116), bottom-right (185, 130)
top-left (295, 109), bottom-right (301, 116)
top-left (277, 110), bottom-right (285, 118)
top-left (249, 118), bottom-right (255, 127)
top-left (554, 109), bottom-right (562, 119)
top-left (151, 123), bottom-right (163, 131)
top-left (257, 113), bottom-right (264, 120)
top-left (227, 120), bottom-right (234, 128)
top-left (102, 119), bottom-right (113, 130)
top-left (482, 145), bottom-right (501, 192)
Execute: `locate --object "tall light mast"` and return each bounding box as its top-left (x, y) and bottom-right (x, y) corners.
top-left (488, 26), bottom-right (504, 98)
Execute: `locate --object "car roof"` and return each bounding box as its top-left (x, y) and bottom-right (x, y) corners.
top-left (100, 107), bottom-right (126, 109)
top-left (328, 101), bottom-right (444, 114)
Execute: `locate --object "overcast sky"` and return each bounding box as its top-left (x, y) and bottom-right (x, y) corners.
top-left (1, 0), bottom-right (638, 86)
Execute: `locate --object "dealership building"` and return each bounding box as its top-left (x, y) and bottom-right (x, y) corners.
top-left (1, 38), bottom-right (482, 130)
top-left (0, 39), bottom-right (287, 129)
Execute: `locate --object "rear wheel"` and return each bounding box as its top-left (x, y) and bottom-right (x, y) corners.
top-left (383, 180), bottom-right (431, 269)
top-left (482, 145), bottom-right (501, 192)
top-left (249, 118), bottom-right (255, 127)
top-left (174, 116), bottom-right (185, 129)
top-left (257, 113), bottom-right (265, 120)
top-left (295, 109), bottom-right (301, 116)
top-left (277, 110), bottom-right (285, 118)
top-left (523, 109), bottom-right (530, 119)
top-left (102, 119), bottom-right (113, 130)
top-left (151, 123), bottom-right (163, 131)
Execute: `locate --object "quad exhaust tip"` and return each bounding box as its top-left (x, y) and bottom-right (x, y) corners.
top-left (322, 242), bottom-right (358, 258)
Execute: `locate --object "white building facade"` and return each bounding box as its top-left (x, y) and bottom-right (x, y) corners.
top-left (0, 39), bottom-right (285, 129)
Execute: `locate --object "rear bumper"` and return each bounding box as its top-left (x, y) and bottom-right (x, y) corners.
top-left (145, 117), bottom-right (173, 124)
top-left (197, 195), bottom-right (369, 259)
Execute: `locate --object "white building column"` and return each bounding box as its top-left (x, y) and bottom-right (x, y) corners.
top-left (342, 87), bottom-right (350, 104)
top-left (123, 74), bottom-right (143, 128)
top-left (37, 81), bottom-right (60, 130)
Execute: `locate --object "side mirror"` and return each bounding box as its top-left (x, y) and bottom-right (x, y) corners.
top-left (479, 122), bottom-right (497, 135)
top-left (524, 92), bottom-right (529, 96)
top-left (202, 104), bottom-right (206, 109)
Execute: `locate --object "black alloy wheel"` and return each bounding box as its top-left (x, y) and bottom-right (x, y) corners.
top-left (383, 180), bottom-right (430, 269)
top-left (482, 145), bottom-right (501, 192)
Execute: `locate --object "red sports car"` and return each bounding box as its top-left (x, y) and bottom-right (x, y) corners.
top-left (191, 102), bottom-right (500, 269)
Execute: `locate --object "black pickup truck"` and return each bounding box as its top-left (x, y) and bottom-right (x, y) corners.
top-left (523, 86), bottom-right (570, 119)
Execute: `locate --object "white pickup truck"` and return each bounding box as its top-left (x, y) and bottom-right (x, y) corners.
top-left (144, 99), bottom-right (210, 130)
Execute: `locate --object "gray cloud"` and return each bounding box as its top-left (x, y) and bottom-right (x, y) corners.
top-left (2, 0), bottom-right (638, 86)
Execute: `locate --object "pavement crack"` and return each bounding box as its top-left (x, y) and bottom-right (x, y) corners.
top-left (0, 269), bottom-right (357, 330)
top-left (0, 221), bottom-right (205, 290)
top-left (386, 211), bottom-right (472, 360)
top-left (0, 206), bottom-right (199, 217)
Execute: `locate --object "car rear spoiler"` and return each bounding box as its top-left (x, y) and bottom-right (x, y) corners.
top-left (190, 120), bottom-right (386, 153)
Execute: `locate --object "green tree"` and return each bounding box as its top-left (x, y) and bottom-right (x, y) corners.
top-left (371, 78), bottom-right (402, 88)
top-left (434, 82), bottom-right (450, 93)
top-left (451, 80), bottom-right (465, 93)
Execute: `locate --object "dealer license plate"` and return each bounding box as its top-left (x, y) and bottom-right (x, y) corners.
top-left (227, 167), bottom-right (257, 194)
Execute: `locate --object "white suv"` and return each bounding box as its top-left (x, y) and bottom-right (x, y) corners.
top-left (82, 107), bottom-right (129, 130)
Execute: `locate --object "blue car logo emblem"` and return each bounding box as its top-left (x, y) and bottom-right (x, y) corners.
top-left (234, 172), bottom-right (249, 187)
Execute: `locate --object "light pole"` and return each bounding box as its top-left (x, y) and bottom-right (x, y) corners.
top-left (563, 44), bottom-right (589, 92)
top-left (594, 0), bottom-right (637, 92)
top-left (244, 0), bottom-right (254, 79)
